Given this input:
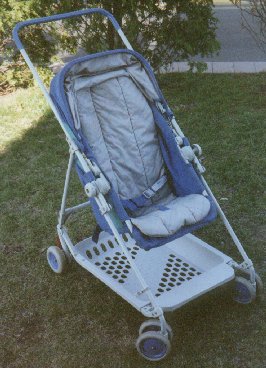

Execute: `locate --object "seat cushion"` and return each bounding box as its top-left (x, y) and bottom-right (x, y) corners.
top-left (131, 194), bottom-right (211, 237)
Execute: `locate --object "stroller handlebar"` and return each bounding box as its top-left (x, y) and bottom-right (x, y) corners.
top-left (13, 8), bottom-right (122, 51)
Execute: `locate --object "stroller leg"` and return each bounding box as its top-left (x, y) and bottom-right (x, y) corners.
top-left (201, 176), bottom-right (256, 285)
top-left (58, 149), bottom-right (74, 228)
top-left (104, 212), bottom-right (165, 317)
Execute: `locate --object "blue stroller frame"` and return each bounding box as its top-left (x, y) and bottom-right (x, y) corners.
top-left (13, 9), bottom-right (262, 361)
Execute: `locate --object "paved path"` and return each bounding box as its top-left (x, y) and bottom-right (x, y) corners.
top-left (175, 1), bottom-right (266, 73)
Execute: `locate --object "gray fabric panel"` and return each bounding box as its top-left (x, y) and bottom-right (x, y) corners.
top-left (65, 52), bottom-right (167, 200)
top-left (66, 53), bottom-right (137, 77)
top-left (65, 53), bottom-right (160, 102)
top-left (131, 194), bottom-right (211, 237)
top-left (74, 75), bottom-right (164, 199)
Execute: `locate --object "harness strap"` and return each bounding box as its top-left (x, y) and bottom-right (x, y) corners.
top-left (122, 175), bottom-right (167, 211)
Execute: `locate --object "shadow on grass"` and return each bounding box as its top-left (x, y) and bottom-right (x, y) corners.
top-left (1, 95), bottom-right (265, 368)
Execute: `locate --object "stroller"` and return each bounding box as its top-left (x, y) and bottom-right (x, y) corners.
top-left (13, 8), bottom-right (262, 361)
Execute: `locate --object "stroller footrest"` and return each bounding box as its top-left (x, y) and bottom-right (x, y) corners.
top-left (73, 232), bottom-right (234, 313)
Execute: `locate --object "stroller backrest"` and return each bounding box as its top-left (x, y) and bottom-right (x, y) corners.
top-left (64, 52), bottom-right (168, 201)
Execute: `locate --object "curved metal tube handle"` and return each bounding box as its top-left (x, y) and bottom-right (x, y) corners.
top-left (12, 7), bottom-right (132, 51)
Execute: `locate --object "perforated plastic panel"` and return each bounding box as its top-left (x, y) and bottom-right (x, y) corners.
top-left (156, 254), bottom-right (202, 297)
top-left (74, 232), bottom-right (234, 312)
top-left (85, 234), bottom-right (140, 284)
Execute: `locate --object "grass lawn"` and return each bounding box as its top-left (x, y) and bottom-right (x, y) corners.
top-left (1, 73), bottom-right (265, 368)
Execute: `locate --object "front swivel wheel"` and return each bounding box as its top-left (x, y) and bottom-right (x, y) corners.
top-left (233, 276), bottom-right (256, 304)
top-left (139, 319), bottom-right (173, 340)
top-left (136, 331), bottom-right (171, 361)
top-left (47, 246), bottom-right (67, 274)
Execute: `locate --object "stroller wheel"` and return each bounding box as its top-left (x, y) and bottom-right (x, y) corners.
top-left (139, 319), bottom-right (173, 340)
top-left (47, 246), bottom-right (67, 274)
top-left (255, 273), bottom-right (263, 294)
top-left (233, 276), bottom-right (256, 304)
top-left (254, 272), bottom-right (263, 301)
top-left (136, 331), bottom-right (170, 361)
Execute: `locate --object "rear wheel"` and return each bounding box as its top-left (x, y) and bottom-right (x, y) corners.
top-left (233, 276), bottom-right (256, 304)
top-left (255, 272), bottom-right (263, 300)
top-left (136, 331), bottom-right (171, 361)
top-left (47, 246), bottom-right (67, 274)
top-left (139, 319), bottom-right (173, 340)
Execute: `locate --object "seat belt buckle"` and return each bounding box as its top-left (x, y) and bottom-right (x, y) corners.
top-left (143, 188), bottom-right (155, 199)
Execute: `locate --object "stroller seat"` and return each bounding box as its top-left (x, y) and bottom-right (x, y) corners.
top-left (51, 50), bottom-right (216, 249)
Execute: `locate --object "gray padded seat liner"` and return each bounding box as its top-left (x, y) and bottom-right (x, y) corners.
top-left (65, 53), bottom-right (210, 237)
top-left (65, 54), bottom-right (168, 201)
top-left (131, 194), bottom-right (211, 237)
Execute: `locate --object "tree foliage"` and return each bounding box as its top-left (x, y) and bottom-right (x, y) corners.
top-left (0, 1), bottom-right (219, 93)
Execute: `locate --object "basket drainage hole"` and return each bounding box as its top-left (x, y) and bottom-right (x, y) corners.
top-left (93, 247), bottom-right (100, 256)
top-left (100, 244), bottom-right (107, 252)
top-left (108, 241), bottom-right (114, 248)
